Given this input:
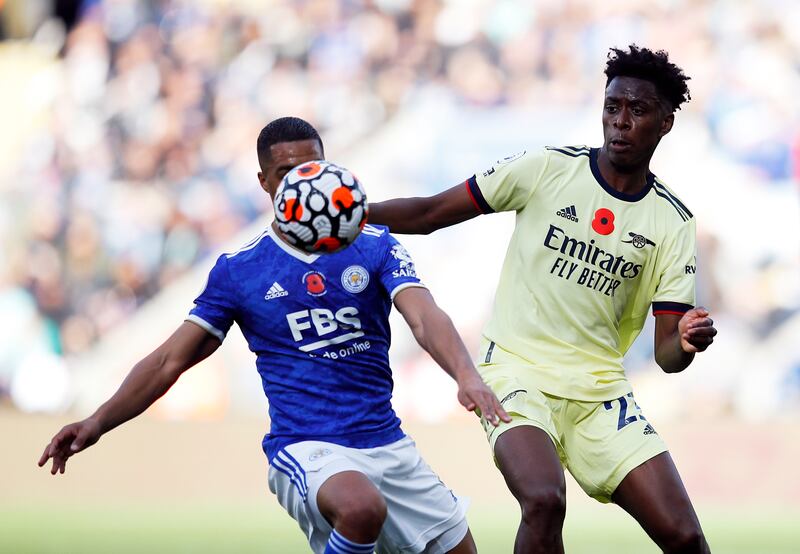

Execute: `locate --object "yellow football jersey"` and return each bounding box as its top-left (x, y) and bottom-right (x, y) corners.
top-left (467, 146), bottom-right (696, 401)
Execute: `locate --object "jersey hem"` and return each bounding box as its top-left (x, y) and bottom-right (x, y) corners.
top-left (478, 337), bottom-right (634, 402)
top-left (401, 497), bottom-right (470, 553)
top-left (263, 427), bottom-right (406, 462)
top-left (525, 382), bottom-right (634, 403)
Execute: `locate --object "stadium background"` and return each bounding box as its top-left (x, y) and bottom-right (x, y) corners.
top-left (1, 0), bottom-right (798, 552)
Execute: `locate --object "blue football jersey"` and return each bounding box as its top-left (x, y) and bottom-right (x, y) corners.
top-left (187, 224), bottom-right (425, 461)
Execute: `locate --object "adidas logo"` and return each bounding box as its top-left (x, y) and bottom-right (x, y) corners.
top-left (643, 423), bottom-right (657, 436)
top-left (264, 282), bottom-right (288, 300)
top-left (556, 205), bottom-right (579, 222)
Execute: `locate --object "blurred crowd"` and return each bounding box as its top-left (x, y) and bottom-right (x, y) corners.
top-left (0, 0), bottom-right (798, 414)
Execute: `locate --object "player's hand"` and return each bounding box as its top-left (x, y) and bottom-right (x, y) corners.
top-left (456, 372), bottom-right (511, 427)
top-left (679, 306), bottom-right (717, 353)
top-left (38, 418), bottom-right (102, 475)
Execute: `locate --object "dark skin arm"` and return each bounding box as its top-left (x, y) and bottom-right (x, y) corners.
top-left (38, 322), bottom-right (221, 474)
top-left (368, 183), bottom-right (480, 235)
top-left (654, 307), bottom-right (716, 373)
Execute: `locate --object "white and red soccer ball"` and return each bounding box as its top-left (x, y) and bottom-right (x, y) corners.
top-left (274, 160), bottom-right (368, 253)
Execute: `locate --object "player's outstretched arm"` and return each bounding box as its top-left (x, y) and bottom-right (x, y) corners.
top-left (38, 321), bottom-right (221, 475)
top-left (394, 287), bottom-right (510, 426)
top-left (654, 307), bottom-right (717, 373)
top-left (368, 183), bottom-right (481, 235)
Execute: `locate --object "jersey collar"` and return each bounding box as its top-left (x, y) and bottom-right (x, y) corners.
top-left (589, 148), bottom-right (654, 203)
top-left (267, 225), bottom-right (320, 264)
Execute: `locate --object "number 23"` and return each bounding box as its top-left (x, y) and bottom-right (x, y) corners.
top-left (604, 393), bottom-right (646, 431)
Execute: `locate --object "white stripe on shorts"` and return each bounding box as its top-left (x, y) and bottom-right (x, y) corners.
top-left (272, 449), bottom-right (309, 500)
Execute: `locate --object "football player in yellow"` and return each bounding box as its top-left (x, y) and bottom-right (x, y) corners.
top-left (368, 45), bottom-right (717, 554)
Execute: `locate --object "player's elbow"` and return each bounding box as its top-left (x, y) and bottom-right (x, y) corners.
top-left (658, 362), bottom-right (681, 374)
top-left (409, 322), bottom-right (427, 348)
top-left (655, 354), bottom-right (691, 374)
top-left (422, 198), bottom-right (464, 235)
top-left (148, 349), bottom-right (189, 387)
top-left (405, 315), bottom-right (431, 350)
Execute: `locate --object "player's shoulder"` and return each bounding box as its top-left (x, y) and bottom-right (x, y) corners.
top-left (543, 144), bottom-right (592, 160)
top-left (359, 223), bottom-right (388, 239)
top-left (480, 146), bottom-right (551, 179)
top-left (350, 224), bottom-right (413, 264)
top-left (222, 227), bottom-right (274, 265)
top-left (649, 176), bottom-right (694, 224)
top-left (539, 145), bottom-right (592, 174)
top-left (344, 223), bottom-right (390, 260)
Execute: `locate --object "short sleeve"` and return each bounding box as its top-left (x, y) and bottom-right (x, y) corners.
top-left (652, 218), bottom-right (697, 315)
top-left (186, 255), bottom-right (238, 341)
top-left (468, 148), bottom-right (550, 213)
top-left (378, 234), bottom-right (426, 301)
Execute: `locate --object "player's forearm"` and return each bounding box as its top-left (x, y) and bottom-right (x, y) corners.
top-left (368, 198), bottom-right (438, 234)
top-left (369, 182), bottom-right (481, 234)
top-left (655, 332), bottom-right (695, 373)
top-left (409, 309), bottom-right (476, 383)
top-left (90, 353), bottom-right (183, 434)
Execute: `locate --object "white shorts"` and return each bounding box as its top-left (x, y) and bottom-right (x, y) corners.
top-left (267, 436), bottom-right (470, 554)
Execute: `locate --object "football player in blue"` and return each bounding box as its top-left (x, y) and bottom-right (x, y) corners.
top-left (39, 117), bottom-right (510, 554)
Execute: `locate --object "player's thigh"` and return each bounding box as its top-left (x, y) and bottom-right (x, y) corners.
top-left (476, 367), bottom-right (564, 460)
top-left (477, 369), bottom-right (565, 497)
top-left (561, 392), bottom-right (668, 503)
top-left (370, 436), bottom-right (470, 554)
top-left (612, 451), bottom-right (704, 542)
top-left (495, 425), bottom-right (566, 504)
top-left (268, 441), bottom-right (376, 553)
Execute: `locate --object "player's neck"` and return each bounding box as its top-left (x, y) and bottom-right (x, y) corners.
top-left (596, 148), bottom-right (652, 196)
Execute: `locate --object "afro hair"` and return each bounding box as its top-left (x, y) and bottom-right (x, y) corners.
top-left (605, 45), bottom-right (691, 112)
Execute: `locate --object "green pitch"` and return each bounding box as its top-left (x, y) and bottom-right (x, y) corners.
top-left (2, 502), bottom-right (798, 553)
top-left (10, 415), bottom-right (800, 552)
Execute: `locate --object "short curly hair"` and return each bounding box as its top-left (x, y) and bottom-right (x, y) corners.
top-left (604, 45), bottom-right (691, 112)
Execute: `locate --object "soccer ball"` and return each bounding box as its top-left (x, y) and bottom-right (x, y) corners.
top-left (274, 160), bottom-right (368, 253)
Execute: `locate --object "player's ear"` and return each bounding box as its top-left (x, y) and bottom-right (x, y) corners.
top-left (659, 112), bottom-right (674, 138)
top-left (258, 171), bottom-right (269, 193)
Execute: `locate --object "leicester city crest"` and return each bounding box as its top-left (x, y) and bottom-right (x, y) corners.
top-left (341, 265), bottom-right (369, 293)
